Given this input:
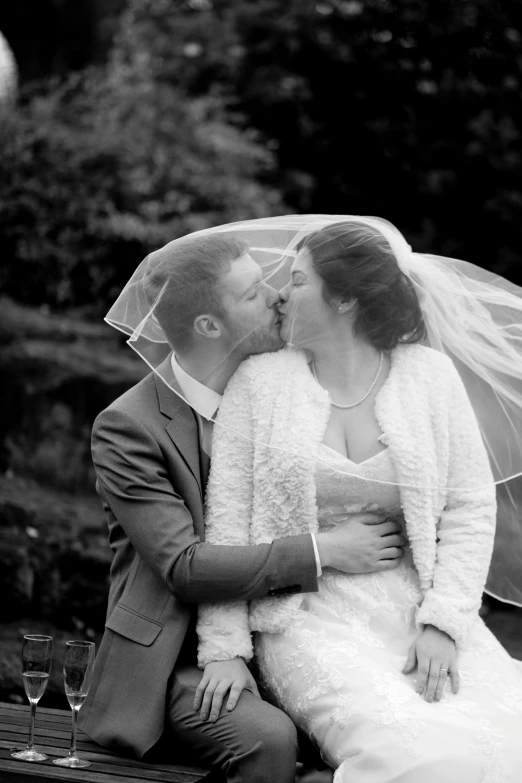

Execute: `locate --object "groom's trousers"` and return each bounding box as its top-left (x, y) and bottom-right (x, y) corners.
top-left (160, 427), bottom-right (299, 782)
top-left (165, 661), bottom-right (299, 783)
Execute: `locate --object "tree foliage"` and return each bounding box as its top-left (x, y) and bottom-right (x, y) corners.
top-left (0, 51), bottom-right (284, 309)
top-left (1, 0), bottom-right (521, 311)
top-left (123, 0), bottom-right (522, 280)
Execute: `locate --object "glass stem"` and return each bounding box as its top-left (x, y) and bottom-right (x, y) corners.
top-left (27, 701), bottom-right (37, 749)
top-left (69, 707), bottom-right (78, 757)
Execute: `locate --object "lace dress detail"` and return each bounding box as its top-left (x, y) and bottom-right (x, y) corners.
top-left (256, 445), bottom-right (522, 783)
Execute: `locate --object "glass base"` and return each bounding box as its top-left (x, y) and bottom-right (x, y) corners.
top-left (53, 755), bottom-right (91, 769)
top-left (11, 748), bottom-right (49, 762)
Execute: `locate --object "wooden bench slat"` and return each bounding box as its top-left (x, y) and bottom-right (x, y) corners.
top-left (1, 737), bottom-right (204, 777)
top-left (0, 757), bottom-right (181, 783)
top-left (1, 716), bottom-right (72, 731)
top-left (1, 729), bottom-right (119, 754)
top-left (0, 720), bottom-right (143, 754)
top-left (1, 742), bottom-right (206, 780)
top-left (0, 721), bottom-right (96, 742)
top-left (2, 704), bottom-right (77, 718)
top-left (0, 751), bottom-right (145, 782)
top-left (1, 721), bottom-right (75, 737)
top-left (0, 723), bottom-right (113, 752)
top-left (1, 724), bottom-right (98, 744)
top-left (0, 714), bottom-right (125, 756)
top-left (0, 707), bottom-right (72, 727)
top-left (0, 704), bottom-right (209, 782)
top-left (0, 747), bottom-right (206, 782)
top-left (0, 740), bottom-right (103, 756)
top-left (0, 714), bottom-right (74, 732)
top-left (1, 723), bottom-right (206, 769)
top-left (0, 742), bottom-right (206, 780)
top-left (0, 719), bottom-right (95, 741)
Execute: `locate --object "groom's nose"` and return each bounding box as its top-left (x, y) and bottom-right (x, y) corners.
top-left (278, 282), bottom-right (290, 303)
top-left (265, 284), bottom-right (282, 309)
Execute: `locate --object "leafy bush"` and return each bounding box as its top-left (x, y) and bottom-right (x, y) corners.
top-left (121, 0), bottom-right (522, 281)
top-left (0, 60), bottom-right (285, 311)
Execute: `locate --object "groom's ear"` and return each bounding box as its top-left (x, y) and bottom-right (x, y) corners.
top-left (193, 314), bottom-right (222, 340)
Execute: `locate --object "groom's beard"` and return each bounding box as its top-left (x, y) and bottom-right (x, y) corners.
top-left (227, 321), bottom-right (283, 362)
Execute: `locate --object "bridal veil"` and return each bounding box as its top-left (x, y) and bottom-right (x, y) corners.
top-left (105, 214), bottom-right (522, 607)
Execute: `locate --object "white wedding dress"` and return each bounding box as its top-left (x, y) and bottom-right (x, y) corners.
top-left (255, 444), bottom-right (522, 783)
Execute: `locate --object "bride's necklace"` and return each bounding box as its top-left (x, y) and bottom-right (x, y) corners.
top-left (311, 351), bottom-right (384, 410)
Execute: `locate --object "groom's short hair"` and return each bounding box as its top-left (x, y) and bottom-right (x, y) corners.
top-left (142, 233), bottom-right (249, 352)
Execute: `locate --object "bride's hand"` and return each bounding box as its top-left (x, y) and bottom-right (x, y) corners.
top-left (402, 624), bottom-right (459, 702)
top-left (194, 657), bottom-right (260, 722)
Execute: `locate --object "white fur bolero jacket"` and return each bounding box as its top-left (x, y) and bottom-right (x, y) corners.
top-left (196, 344), bottom-right (496, 667)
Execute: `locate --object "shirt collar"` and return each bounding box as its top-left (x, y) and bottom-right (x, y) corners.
top-left (171, 354), bottom-right (222, 421)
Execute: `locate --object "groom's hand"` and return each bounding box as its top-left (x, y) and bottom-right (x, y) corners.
top-left (194, 658), bottom-right (260, 722)
top-left (316, 513), bottom-right (406, 574)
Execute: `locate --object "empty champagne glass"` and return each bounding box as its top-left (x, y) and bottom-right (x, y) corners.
top-left (53, 641), bottom-right (95, 769)
top-left (11, 634), bottom-right (53, 762)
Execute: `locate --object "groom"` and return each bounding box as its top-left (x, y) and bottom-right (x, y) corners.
top-left (80, 232), bottom-right (406, 782)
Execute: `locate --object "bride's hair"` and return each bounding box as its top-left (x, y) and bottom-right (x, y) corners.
top-left (142, 234), bottom-right (248, 351)
top-left (297, 221), bottom-right (426, 350)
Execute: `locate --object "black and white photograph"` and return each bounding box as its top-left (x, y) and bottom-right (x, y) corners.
top-left (1, 2), bottom-right (522, 782)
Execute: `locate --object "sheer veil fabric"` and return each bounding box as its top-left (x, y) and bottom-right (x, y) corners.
top-left (105, 215), bottom-right (522, 606)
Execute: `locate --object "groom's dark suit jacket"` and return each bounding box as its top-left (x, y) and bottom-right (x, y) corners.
top-left (79, 355), bottom-right (318, 759)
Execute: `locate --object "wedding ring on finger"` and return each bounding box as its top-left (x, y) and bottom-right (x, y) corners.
top-left (434, 668), bottom-right (448, 701)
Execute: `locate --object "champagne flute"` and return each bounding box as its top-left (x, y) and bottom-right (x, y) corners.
top-left (11, 634), bottom-right (53, 762)
top-left (53, 640), bottom-right (95, 769)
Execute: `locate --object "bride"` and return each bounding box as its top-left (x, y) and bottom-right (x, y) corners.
top-left (196, 218), bottom-right (522, 782)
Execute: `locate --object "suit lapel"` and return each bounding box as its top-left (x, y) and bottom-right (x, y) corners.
top-left (154, 355), bottom-right (203, 499)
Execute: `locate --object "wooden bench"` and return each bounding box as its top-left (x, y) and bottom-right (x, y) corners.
top-left (0, 702), bottom-right (209, 782)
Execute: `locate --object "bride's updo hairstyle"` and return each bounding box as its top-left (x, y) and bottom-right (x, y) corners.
top-left (296, 221), bottom-right (426, 351)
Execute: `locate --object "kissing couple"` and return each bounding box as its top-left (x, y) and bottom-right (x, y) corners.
top-left (80, 216), bottom-right (522, 782)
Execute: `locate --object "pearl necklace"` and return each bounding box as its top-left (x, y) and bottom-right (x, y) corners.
top-left (311, 351), bottom-right (384, 409)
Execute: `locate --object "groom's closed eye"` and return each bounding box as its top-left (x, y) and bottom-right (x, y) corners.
top-left (240, 276), bottom-right (264, 302)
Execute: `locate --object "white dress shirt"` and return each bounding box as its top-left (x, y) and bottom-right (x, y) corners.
top-left (170, 354), bottom-right (322, 576)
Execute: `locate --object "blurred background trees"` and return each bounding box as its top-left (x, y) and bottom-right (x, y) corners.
top-left (0, 1), bottom-right (285, 312)
top-left (0, 67), bottom-right (283, 309)
top-left (2, 0), bottom-right (521, 314)
top-left (0, 0), bottom-right (521, 704)
top-left (124, 0), bottom-right (522, 276)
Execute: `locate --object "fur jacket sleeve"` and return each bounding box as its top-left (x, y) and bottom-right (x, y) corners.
top-left (196, 349), bottom-right (331, 667)
top-left (411, 354), bottom-right (497, 641)
top-left (197, 345), bottom-right (497, 666)
top-left (196, 362), bottom-right (255, 668)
